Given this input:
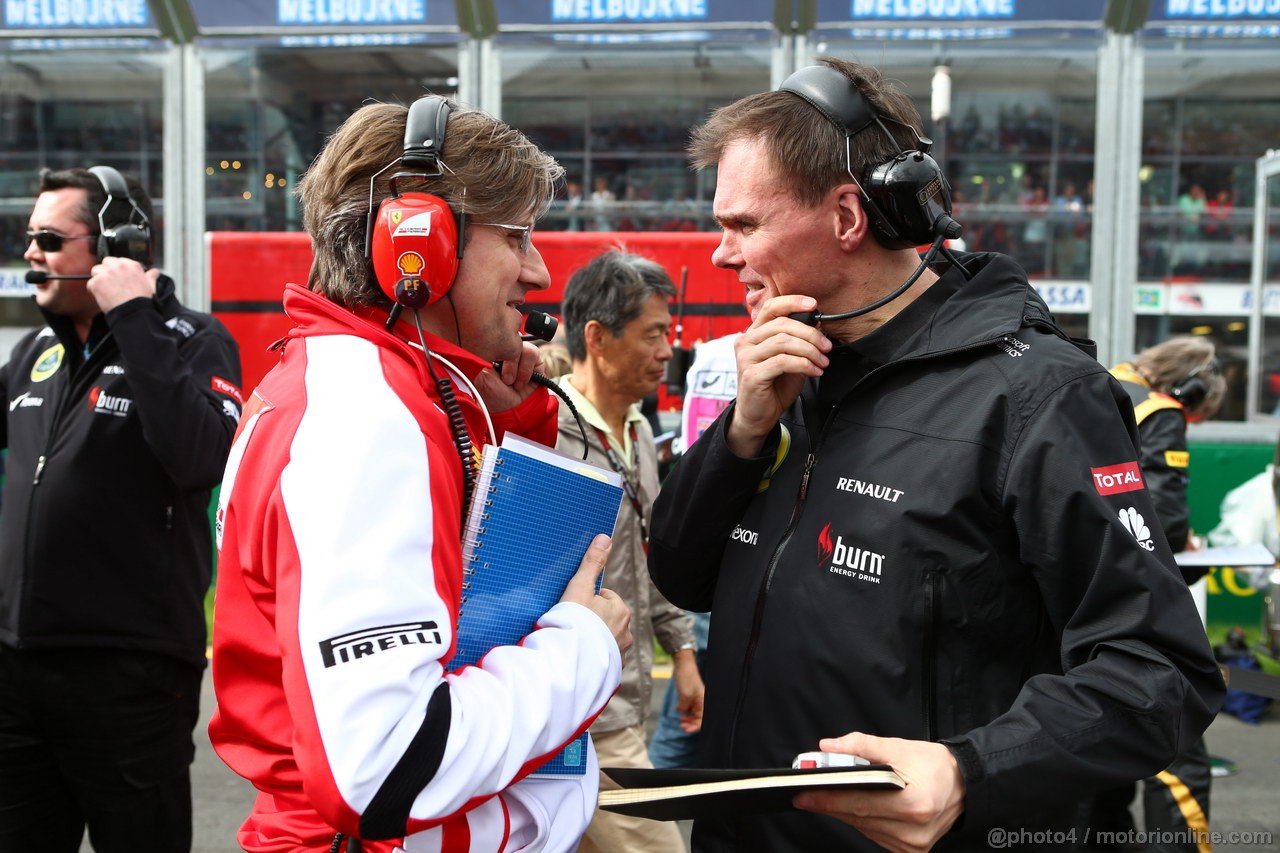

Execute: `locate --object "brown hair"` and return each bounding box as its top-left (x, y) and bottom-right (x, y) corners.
top-left (297, 98), bottom-right (563, 308)
top-left (688, 56), bottom-right (924, 209)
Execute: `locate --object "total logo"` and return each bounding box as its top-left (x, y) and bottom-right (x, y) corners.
top-left (1091, 461), bottom-right (1145, 496)
top-left (88, 386), bottom-right (132, 417)
top-left (1119, 507), bottom-right (1155, 551)
top-left (816, 523), bottom-right (884, 585)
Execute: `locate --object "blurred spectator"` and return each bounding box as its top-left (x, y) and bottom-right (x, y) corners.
top-left (565, 179), bottom-right (584, 232)
top-left (659, 187), bottom-right (699, 232)
top-left (1207, 439), bottom-right (1280, 557)
top-left (1204, 188), bottom-right (1234, 241)
top-left (1021, 184), bottom-right (1049, 273)
top-left (1053, 182), bottom-right (1085, 277)
top-left (1207, 437), bottom-right (1280, 662)
top-left (1055, 182), bottom-right (1084, 212)
top-left (590, 176), bottom-right (616, 231)
top-left (1178, 183), bottom-right (1208, 237)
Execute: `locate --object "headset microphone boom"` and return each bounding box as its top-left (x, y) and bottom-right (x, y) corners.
top-left (26, 271), bottom-right (91, 284)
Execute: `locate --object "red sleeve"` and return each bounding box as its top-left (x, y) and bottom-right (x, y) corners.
top-left (492, 385), bottom-right (558, 447)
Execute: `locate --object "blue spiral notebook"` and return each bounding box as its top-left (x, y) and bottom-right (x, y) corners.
top-left (453, 433), bottom-right (623, 776)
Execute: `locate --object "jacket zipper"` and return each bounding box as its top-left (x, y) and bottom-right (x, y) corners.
top-left (728, 405), bottom-right (832, 763)
top-left (923, 568), bottom-right (940, 742)
top-left (727, 453), bottom-right (813, 763)
top-left (19, 334), bottom-right (114, 641)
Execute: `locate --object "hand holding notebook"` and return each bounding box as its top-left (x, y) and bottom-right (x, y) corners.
top-left (453, 433), bottom-right (626, 775)
top-left (561, 534), bottom-right (633, 654)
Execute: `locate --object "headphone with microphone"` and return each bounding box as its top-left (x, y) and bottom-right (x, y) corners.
top-left (777, 64), bottom-right (967, 325)
top-left (366, 95), bottom-right (465, 317)
top-left (1169, 355), bottom-right (1221, 411)
top-left (88, 165), bottom-right (152, 266)
top-left (779, 64), bottom-right (959, 251)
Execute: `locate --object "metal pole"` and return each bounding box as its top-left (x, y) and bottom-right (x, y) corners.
top-left (163, 42), bottom-right (206, 310)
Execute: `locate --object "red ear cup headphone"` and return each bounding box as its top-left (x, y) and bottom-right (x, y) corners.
top-left (371, 193), bottom-right (459, 307)
top-left (366, 95), bottom-right (464, 309)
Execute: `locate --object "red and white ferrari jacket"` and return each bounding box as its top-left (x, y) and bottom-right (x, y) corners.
top-left (209, 284), bottom-right (622, 852)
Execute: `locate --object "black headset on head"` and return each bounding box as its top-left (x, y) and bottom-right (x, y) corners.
top-left (88, 165), bottom-right (152, 267)
top-left (779, 64), bottom-right (960, 251)
top-left (778, 64), bottom-right (966, 325)
top-left (1170, 355), bottom-right (1221, 411)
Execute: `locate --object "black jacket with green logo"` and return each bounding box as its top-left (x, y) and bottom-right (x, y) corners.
top-left (0, 276), bottom-right (241, 667)
top-left (649, 253), bottom-right (1223, 852)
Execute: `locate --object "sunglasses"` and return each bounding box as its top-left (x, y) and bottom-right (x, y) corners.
top-left (474, 222), bottom-right (533, 255)
top-left (26, 229), bottom-right (97, 253)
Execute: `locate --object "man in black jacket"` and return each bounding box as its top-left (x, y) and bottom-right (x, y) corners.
top-left (647, 57), bottom-right (1224, 852)
top-left (0, 167), bottom-right (242, 852)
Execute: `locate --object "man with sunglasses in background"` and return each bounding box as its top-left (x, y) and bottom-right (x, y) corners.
top-left (0, 167), bottom-right (243, 852)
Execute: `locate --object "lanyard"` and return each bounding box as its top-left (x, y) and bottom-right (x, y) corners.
top-left (594, 424), bottom-right (647, 546)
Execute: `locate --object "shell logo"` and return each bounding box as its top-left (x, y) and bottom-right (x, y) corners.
top-left (398, 252), bottom-right (425, 276)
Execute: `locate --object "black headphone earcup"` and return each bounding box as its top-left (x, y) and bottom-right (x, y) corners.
top-left (99, 223), bottom-right (153, 266)
top-left (1171, 376), bottom-right (1208, 411)
top-left (88, 165), bottom-right (153, 266)
top-left (864, 151), bottom-right (952, 249)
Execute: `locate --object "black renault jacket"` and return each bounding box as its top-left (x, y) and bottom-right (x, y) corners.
top-left (0, 276), bottom-right (242, 668)
top-left (648, 253), bottom-right (1224, 852)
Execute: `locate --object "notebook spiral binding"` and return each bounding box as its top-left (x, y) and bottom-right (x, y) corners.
top-left (459, 449), bottom-right (505, 616)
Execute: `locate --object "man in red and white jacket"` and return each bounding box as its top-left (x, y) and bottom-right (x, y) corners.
top-left (209, 97), bottom-right (631, 853)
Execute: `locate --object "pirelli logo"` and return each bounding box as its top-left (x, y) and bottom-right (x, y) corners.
top-left (319, 621), bottom-right (442, 668)
top-left (1164, 450), bottom-right (1189, 469)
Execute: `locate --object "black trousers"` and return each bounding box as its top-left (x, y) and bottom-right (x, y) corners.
top-left (0, 645), bottom-right (202, 853)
